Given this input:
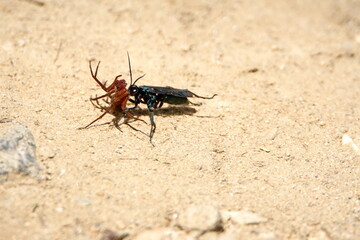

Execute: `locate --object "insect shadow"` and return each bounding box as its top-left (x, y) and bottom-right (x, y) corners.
top-left (129, 105), bottom-right (197, 117)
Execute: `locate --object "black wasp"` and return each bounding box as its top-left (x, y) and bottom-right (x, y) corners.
top-left (126, 53), bottom-right (216, 142)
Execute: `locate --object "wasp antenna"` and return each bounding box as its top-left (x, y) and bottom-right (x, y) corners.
top-left (127, 52), bottom-right (133, 85)
top-left (133, 74), bottom-right (146, 85)
top-left (192, 93), bottom-right (217, 99)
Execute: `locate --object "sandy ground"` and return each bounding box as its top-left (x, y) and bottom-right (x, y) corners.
top-left (1, 0), bottom-right (360, 239)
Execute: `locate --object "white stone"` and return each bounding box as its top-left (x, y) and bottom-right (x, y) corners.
top-left (177, 205), bottom-right (222, 231)
top-left (222, 211), bottom-right (267, 225)
top-left (133, 228), bottom-right (193, 240)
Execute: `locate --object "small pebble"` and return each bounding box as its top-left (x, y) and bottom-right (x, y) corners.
top-left (342, 134), bottom-right (360, 154)
top-left (308, 230), bottom-right (331, 240)
top-left (319, 121), bottom-right (326, 126)
top-left (199, 230), bottom-right (243, 240)
top-left (76, 197), bottom-right (92, 206)
top-left (222, 211), bottom-right (267, 225)
top-left (101, 229), bottom-right (129, 240)
top-left (356, 34), bottom-right (360, 43)
top-left (259, 147), bottom-right (270, 153)
top-left (17, 39), bottom-right (26, 47)
top-left (133, 228), bottom-right (191, 240)
top-left (258, 232), bottom-right (277, 239)
top-left (177, 205), bottom-right (222, 232)
top-left (267, 128), bottom-right (278, 140)
top-left (198, 232), bottom-right (219, 240)
top-left (55, 207), bottom-right (63, 213)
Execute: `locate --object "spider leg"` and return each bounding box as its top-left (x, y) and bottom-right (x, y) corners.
top-left (80, 111), bottom-right (107, 129)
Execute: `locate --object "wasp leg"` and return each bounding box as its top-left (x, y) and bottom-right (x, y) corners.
top-left (126, 107), bottom-right (137, 112)
top-left (148, 109), bottom-right (156, 143)
top-left (126, 99), bottom-right (139, 111)
top-left (188, 100), bottom-right (202, 106)
top-left (158, 100), bottom-right (164, 108)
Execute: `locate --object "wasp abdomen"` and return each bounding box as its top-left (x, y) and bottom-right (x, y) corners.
top-left (163, 95), bottom-right (189, 105)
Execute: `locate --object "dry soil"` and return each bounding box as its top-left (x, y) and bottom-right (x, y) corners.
top-left (1, 0), bottom-right (360, 239)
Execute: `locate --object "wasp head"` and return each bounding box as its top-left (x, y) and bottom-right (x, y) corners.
top-left (128, 85), bottom-right (139, 96)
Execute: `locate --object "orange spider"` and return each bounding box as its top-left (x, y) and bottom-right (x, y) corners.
top-left (82, 60), bottom-right (145, 129)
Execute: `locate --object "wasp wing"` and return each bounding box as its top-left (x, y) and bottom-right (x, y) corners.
top-left (141, 86), bottom-right (216, 99)
top-left (141, 86), bottom-right (193, 97)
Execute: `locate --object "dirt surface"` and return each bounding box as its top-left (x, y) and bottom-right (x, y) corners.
top-left (1, 0), bottom-right (360, 239)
